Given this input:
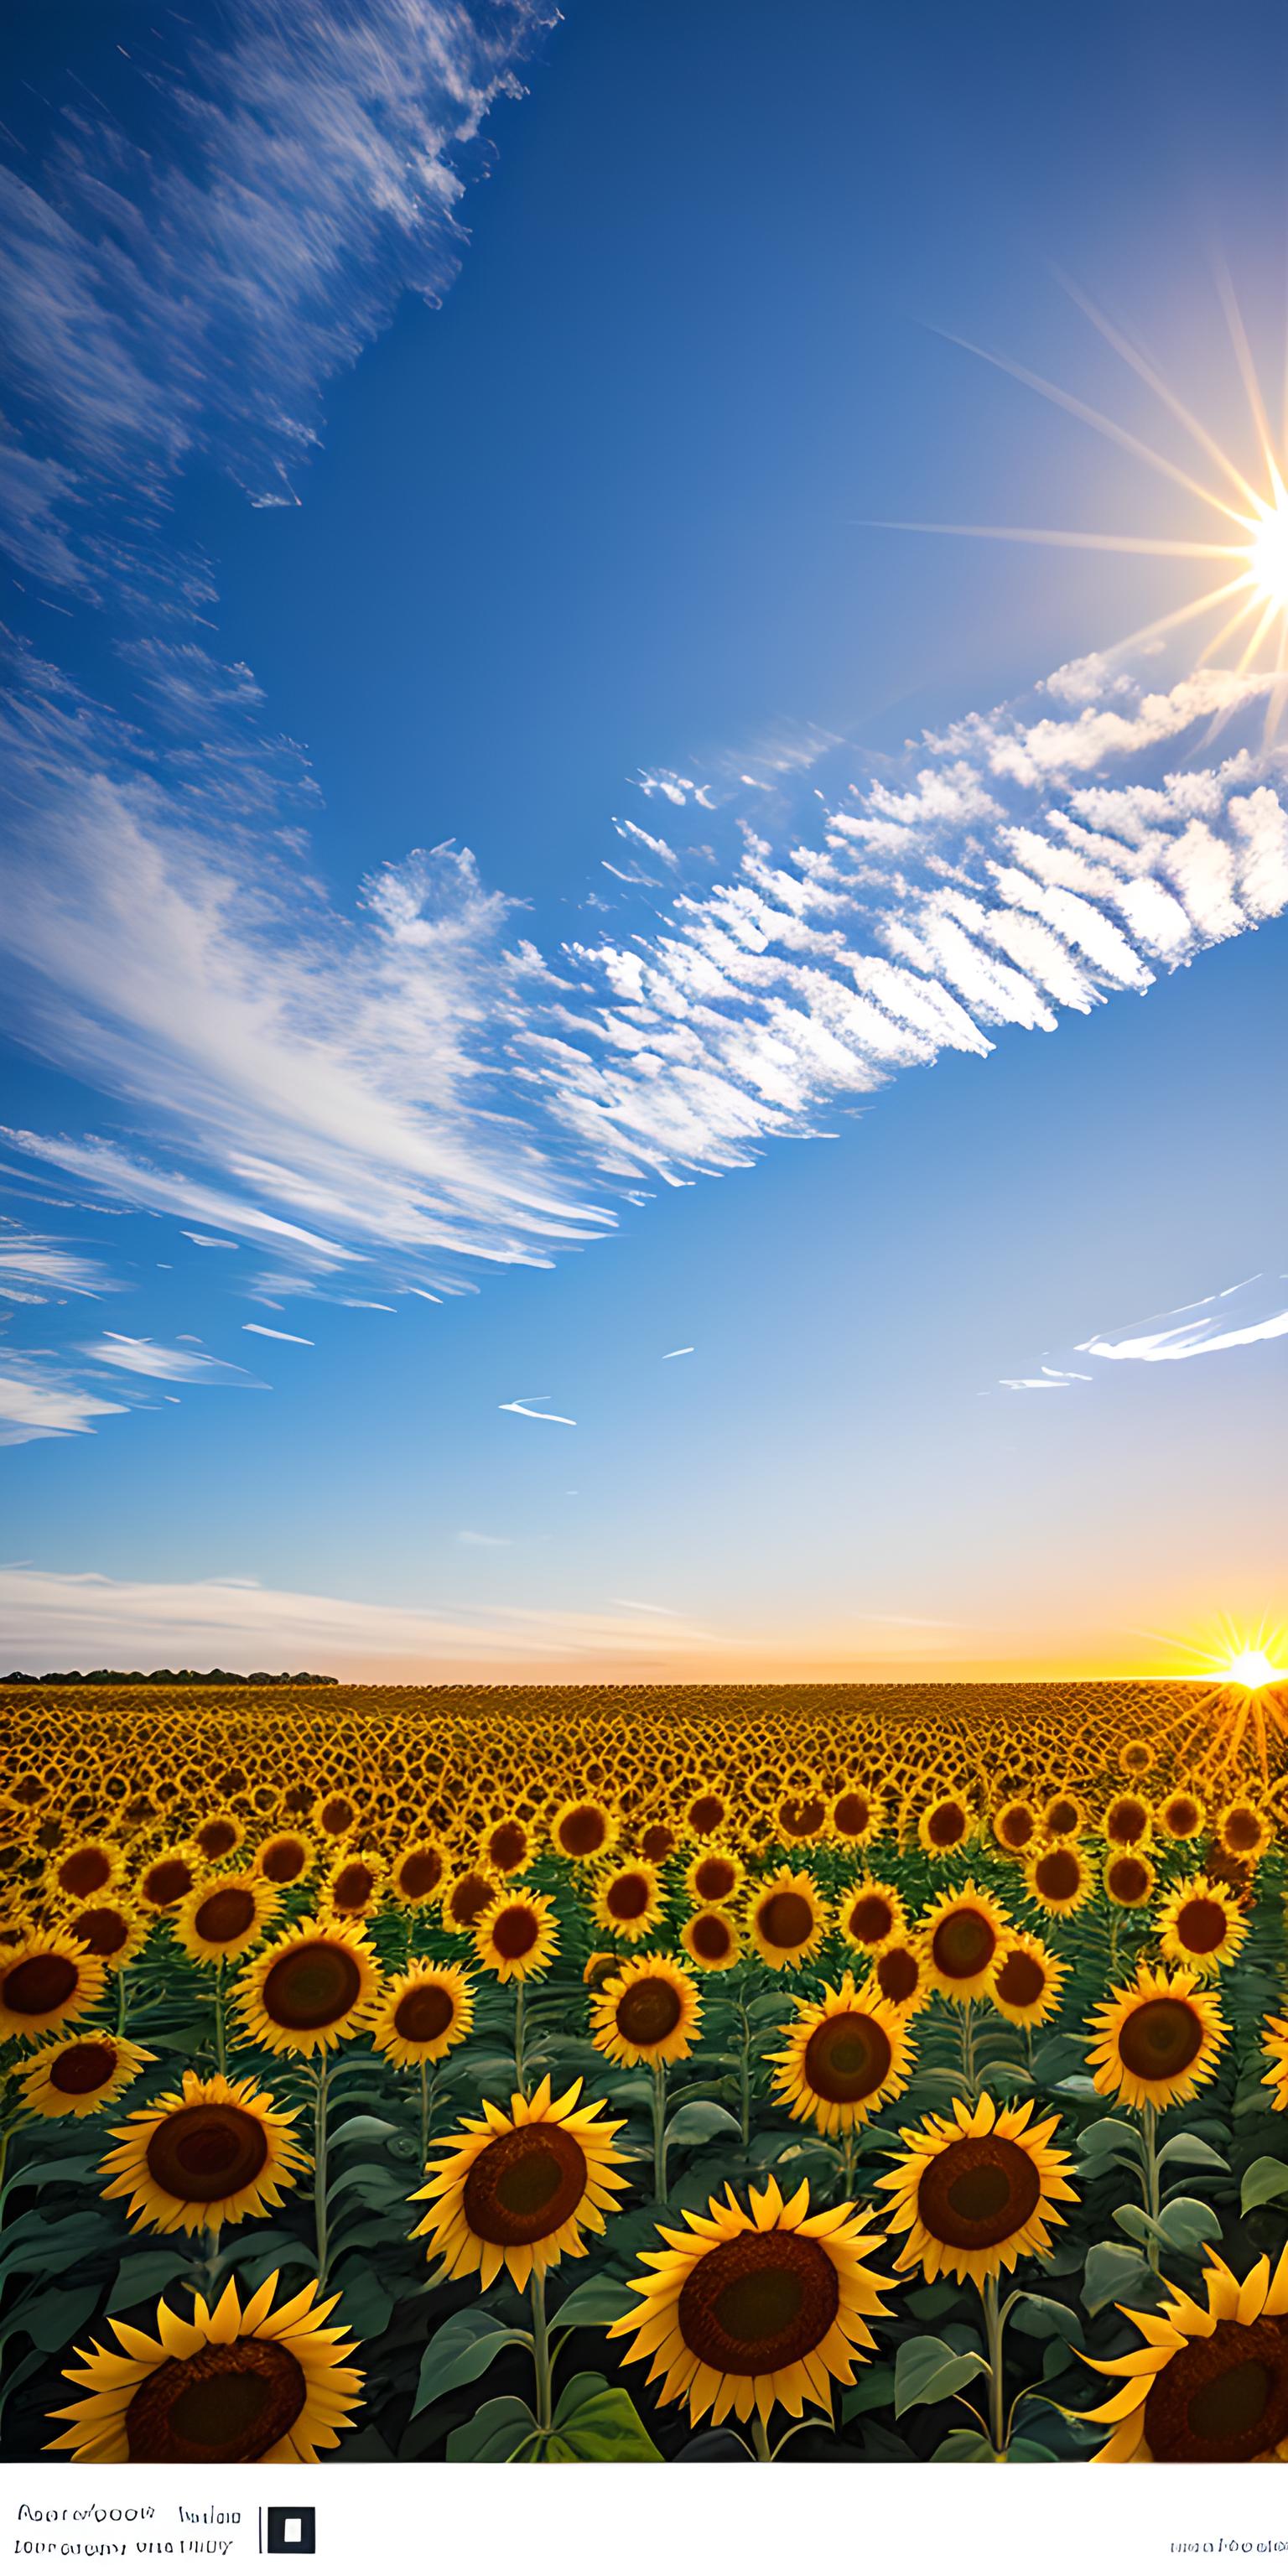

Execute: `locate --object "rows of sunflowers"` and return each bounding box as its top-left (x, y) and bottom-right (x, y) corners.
top-left (3, 1678), bottom-right (1287, 2467)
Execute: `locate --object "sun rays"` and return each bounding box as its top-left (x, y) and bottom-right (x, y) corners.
top-left (1144, 1615), bottom-right (1288, 1784)
top-left (881, 270), bottom-right (1288, 742)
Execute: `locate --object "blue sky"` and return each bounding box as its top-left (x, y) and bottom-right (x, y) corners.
top-left (1, 0), bottom-right (1285, 1676)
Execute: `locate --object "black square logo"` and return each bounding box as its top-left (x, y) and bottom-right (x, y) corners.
top-left (264, 2507), bottom-right (315, 2556)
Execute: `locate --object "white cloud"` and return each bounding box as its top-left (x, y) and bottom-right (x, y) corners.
top-left (242, 1323), bottom-right (314, 1346)
top-left (81, 1333), bottom-right (259, 1386)
top-left (499, 1396), bottom-right (577, 1426)
top-left (1000, 1274), bottom-right (1288, 1390)
top-left (0, 1362), bottom-right (127, 1446)
top-left (0, 1227), bottom-right (115, 1304)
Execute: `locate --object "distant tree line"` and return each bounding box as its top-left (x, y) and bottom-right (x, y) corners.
top-left (0, 1668), bottom-right (340, 1685)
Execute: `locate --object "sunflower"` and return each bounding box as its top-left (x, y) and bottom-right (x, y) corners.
top-left (19, 2030), bottom-right (154, 2121)
top-left (592, 1859), bottom-right (664, 1939)
top-left (683, 1789), bottom-right (729, 1841)
top-left (1120, 1737), bottom-right (1156, 1778)
top-left (0, 1931), bottom-right (106, 2041)
top-left (640, 1820), bottom-right (678, 1867)
top-left (479, 1815), bottom-right (533, 1877)
top-left (1156, 1872), bottom-right (1249, 1974)
top-left (409, 2075), bottom-right (628, 2291)
top-left (837, 1877), bottom-right (905, 1955)
top-left (1215, 1798), bottom-right (1271, 1862)
top-left (590, 1953), bottom-right (701, 2068)
top-left (991, 1931), bottom-right (1067, 2028)
top-left (389, 1839), bottom-right (448, 1907)
top-left (100, 2070), bottom-right (308, 2238)
top-left (770, 1975), bottom-right (913, 2135)
top-left (474, 1888), bottom-right (559, 1983)
top-left (828, 1785), bottom-right (882, 1847)
top-left (136, 1845), bottom-right (200, 1912)
top-left (313, 1791), bottom-right (359, 1843)
top-left (863, 1939), bottom-right (932, 2018)
top-left (582, 1950), bottom-right (625, 1992)
top-left (1262, 2014), bottom-right (1288, 2112)
top-left (682, 1846), bottom-right (743, 1910)
top-left (1086, 1963), bottom-right (1226, 2111)
top-left (442, 1867), bottom-right (497, 1931)
top-left (253, 1831), bottom-right (315, 1888)
top-left (192, 1814), bottom-right (244, 1866)
top-left (371, 1960), bottom-right (475, 2066)
top-left (44, 1838), bottom-right (122, 1907)
top-left (746, 1868), bottom-right (827, 1970)
top-left (610, 2175), bottom-right (892, 2429)
top-left (917, 1792), bottom-right (973, 1857)
top-left (881, 2093), bottom-right (1078, 2288)
top-left (48, 2272), bottom-right (361, 2464)
top-left (1103, 1850), bottom-right (1156, 1909)
top-left (992, 1799), bottom-right (1039, 1856)
top-left (236, 1917), bottom-right (380, 2057)
top-left (681, 1907), bottom-right (741, 1973)
top-left (1024, 1840), bottom-right (1092, 1917)
top-left (320, 1849), bottom-right (385, 1920)
top-left (550, 1798), bottom-right (618, 1865)
top-left (65, 1893), bottom-right (148, 1964)
top-left (1080, 2248), bottom-right (1288, 2461)
top-left (1103, 1794), bottom-right (1151, 1850)
top-left (173, 1873), bottom-right (280, 1966)
top-left (1042, 1791), bottom-right (1085, 1839)
top-left (920, 1881), bottom-right (1009, 2002)
top-left (1158, 1789), bottom-right (1206, 1842)
top-left (775, 1789), bottom-right (829, 1845)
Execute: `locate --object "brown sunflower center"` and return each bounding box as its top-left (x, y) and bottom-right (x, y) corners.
top-left (1107, 1799), bottom-right (1148, 1846)
top-left (1107, 1856), bottom-right (1150, 1904)
top-left (558, 1805), bottom-right (608, 1857)
top-left (195, 1888), bottom-right (257, 1945)
top-left (931, 1907), bottom-right (997, 1981)
top-left (143, 1857), bottom-right (194, 1906)
top-left (1118, 1996), bottom-right (1204, 2080)
top-left (488, 1824), bottom-right (527, 1872)
top-left (126, 2339), bottom-right (306, 2464)
top-left (1046, 1798), bottom-right (1079, 1836)
top-left (615, 1976), bottom-right (683, 2046)
top-left (833, 1794), bottom-right (871, 1837)
top-left (875, 1946), bottom-right (919, 2003)
top-left (688, 1911), bottom-right (733, 1962)
top-left (69, 1907), bottom-right (131, 1958)
top-left (59, 1848), bottom-right (112, 1897)
top-left (1223, 1808), bottom-right (1260, 1852)
top-left (1144, 2317), bottom-right (1288, 2463)
top-left (995, 1949), bottom-right (1046, 2008)
top-left (692, 1857), bottom-right (735, 1903)
top-left (779, 1797), bottom-right (826, 1840)
top-left (50, 2038), bottom-right (119, 2095)
top-left (918, 2135), bottom-right (1041, 2249)
top-left (491, 1903), bottom-right (542, 1961)
top-left (1175, 1897), bottom-right (1228, 1955)
top-left (999, 1806), bottom-right (1034, 1847)
top-left (261, 1940), bottom-right (361, 2032)
top-left (688, 1796), bottom-right (724, 1839)
top-left (802, 2009), bottom-right (891, 2103)
top-left (448, 1872), bottom-right (494, 1926)
top-left (197, 1823), bottom-right (239, 1861)
top-left (3, 1953), bottom-right (77, 2017)
top-left (1034, 1848), bottom-right (1081, 1903)
top-left (461, 2122), bottom-right (588, 2246)
top-left (846, 1893), bottom-right (894, 1945)
top-left (606, 1871), bottom-right (652, 1920)
top-left (927, 1800), bottom-right (967, 1848)
top-left (259, 1840), bottom-right (307, 1885)
top-left (1166, 1800), bottom-right (1200, 1836)
top-left (756, 1890), bottom-right (814, 1951)
top-left (641, 1825), bottom-right (676, 1864)
top-left (331, 1864), bottom-right (375, 1913)
top-left (397, 1849), bottom-right (443, 1899)
top-left (146, 2104), bottom-right (269, 2200)
top-left (319, 1799), bottom-right (356, 1837)
top-left (678, 2230), bottom-right (839, 2376)
top-left (394, 1982), bottom-right (454, 2043)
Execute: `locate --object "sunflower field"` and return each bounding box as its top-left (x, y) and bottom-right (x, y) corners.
top-left (3, 1677), bottom-right (1288, 2469)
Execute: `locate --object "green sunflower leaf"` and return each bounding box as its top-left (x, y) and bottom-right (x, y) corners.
top-left (548, 2382), bottom-right (663, 2461)
top-left (1240, 2155), bottom-right (1288, 2214)
top-left (444, 2396), bottom-right (539, 2463)
top-left (412, 2308), bottom-right (534, 2416)
top-left (664, 2099), bottom-right (741, 2148)
top-left (894, 2334), bottom-right (987, 2414)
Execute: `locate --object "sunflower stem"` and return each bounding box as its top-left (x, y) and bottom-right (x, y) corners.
top-left (514, 1984), bottom-right (527, 2090)
top-left (981, 2272), bottom-right (1007, 2457)
top-left (750, 2412), bottom-right (773, 2462)
top-left (418, 2060), bottom-right (436, 2168)
top-left (1141, 2101), bottom-right (1161, 2269)
top-left (313, 2055), bottom-right (331, 2289)
top-left (212, 1961), bottom-right (226, 2077)
top-left (114, 1969), bottom-right (128, 2036)
top-left (529, 2265), bottom-right (553, 2437)
top-left (652, 2059), bottom-right (668, 2201)
top-left (735, 1993), bottom-right (752, 2146)
top-left (839, 2127), bottom-right (858, 2203)
top-left (959, 1997), bottom-right (977, 2094)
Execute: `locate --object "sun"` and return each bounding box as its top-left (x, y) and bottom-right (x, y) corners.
top-left (1145, 1618), bottom-right (1288, 1784)
top-left (886, 270), bottom-right (1288, 740)
top-left (1220, 1644), bottom-right (1285, 1691)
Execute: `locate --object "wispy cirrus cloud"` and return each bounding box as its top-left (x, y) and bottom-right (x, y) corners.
top-left (1000, 1272), bottom-right (1288, 1392)
top-left (0, 1225), bottom-right (116, 1305)
top-left (0, 1361), bottom-right (127, 1448)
